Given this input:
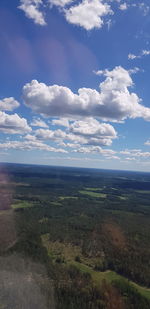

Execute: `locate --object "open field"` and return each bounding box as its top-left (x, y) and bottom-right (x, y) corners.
top-left (79, 190), bottom-right (107, 198)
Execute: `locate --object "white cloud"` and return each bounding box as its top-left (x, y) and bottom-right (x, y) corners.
top-left (138, 2), bottom-right (150, 16)
top-left (17, 0), bottom-right (149, 31)
top-left (0, 98), bottom-right (20, 111)
top-left (73, 145), bottom-right (116, 155)
top-left (128, 50), bottom-right (150, 60)
top-left (0, 112), bottom-right (31, 134)
top-left (65, 0), bottom-right (113, 31)
top-left (18, 0), bottom-right (113, 30)
top-left (22, 66), bottom-right (150, 122)
top-left (119, 3), bottom-right (128, 11)
top-left (0, 140), bottom-right (67, 153)
top-left (128, 67), bottom-right (140, 74)
top-left (120, 149), bottom-right (150, 158)
top-left (106, 155), bottom-right (120, 160)
top-left (128, 53), bottom-right (138, 60)
top-left (18, 0), bottom-right (46, 25)
top-left (124, 157), bottom-right (137, 161)
top-left (70, 118), bottom-right (116, 137)
top-left (31, 117), bottom-right (48, 128)
top-left (144, 140), bottom-right (150, 146)
top-left (24, 134), bottom-right (37, 141)
top-left (69, 118), bottom-right (117, 145)
top-left (35, 128), bottom-right (66, 140)
top-left (51, 118), bottom-right (70, 127)
top-left (48, 0), bottom-right (73, 7)
top-left (34, 118), bottom-right (117, 147)
top-left (142, 50), bottom-right (150, 56)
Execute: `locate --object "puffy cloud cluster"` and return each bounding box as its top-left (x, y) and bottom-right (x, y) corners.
top-left (0, 112), bottom-right (31, 134)
top-left (18, 0), bottom-right (46, 25)
top-left (51, 118), bottom-right (70, 127)
top-left (35, 128), bottom-right (66, 140)
top-left (0, 98), bottom-right (20, 112)
top-left (64, 0), bottom-right (113, 31)
top-left (69, 118), bottom-right (117, 146)
top-left (18, 0), bottom-right (149, 30)
top-left (33, 118), bottom-right (117, 147)
top-left (0, 140), bottom-right (67, 153)
top-left (72, 145), bottom-right (116, 156)
top-left (22, 66), bottom-right (150, 122)
top-left (31, 117), bottom-right (48, 128)
top-left (120, 149), bottom-right (150, 158)
top-left (18, 0), bottom-right (113, 30)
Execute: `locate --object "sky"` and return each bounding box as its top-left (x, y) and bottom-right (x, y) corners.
top-left (1, 0), bottom-right (150, 171)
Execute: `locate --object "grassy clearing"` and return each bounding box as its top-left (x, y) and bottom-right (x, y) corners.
top-left (12, 182), bottom-right (30, 187)
top-left (11, 201), bottom-right (34, 209)
top-left (41, 235), bottom-right (150, 300)
top-left (41, 235), bottom-right (81, 261)
top-left (118, 196), bottom-right (128, 200)
top-left (59, 196), bottom-right (78, 201)
top-left (50, 201), bottom-right (62, 206)
top-left (79, 190), bottom-right (107, 198)
top-left (84, 187), bottom-right (103, 191)
top-left (135, 190), bottom-right (150, 194)
top-left (132, 282), bottom-right (150, 299)
top-left (110, 210), bottom-right (135, 216)
top-left (72, 262), bottom-right (150, 300)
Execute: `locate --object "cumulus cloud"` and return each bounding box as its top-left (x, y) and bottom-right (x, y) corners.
top-left (18, 0), bottom-right (46, 25)
top-left (51, 118), bottom-right (70, 127)
top-left (120, 149), bottom-right (150, 158)
top-left (35, 128), bottom-right (66, 140)
top-left (34, 118), bottom-right (117, 147)
top-left (0, 140), bottom-right (67, 153)
top-left (18, 0), bottom-right (149, 30)
top-left (69, 118), bottom-right (117, 145)
top-left (65, 0), bottom-right (113, 30)
top-left (31, 118), bottom-right (48, 128)
top-left (73, 145), bottom-right (116, 155)
top-left (18, 0), bottom-right (112, 30)
top-left (22, 66), bottom-right (150, 122)
top-left (48, 0), bottom-right (73, 7)
top-left (24, 134), bottom-right (37, 141)
top-left (0, 98), bottom-right (20, 112)
top-left (0, 112), bottom-right (31, 134)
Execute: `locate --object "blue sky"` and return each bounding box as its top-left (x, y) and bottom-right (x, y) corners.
top-left (1, 0), bottom-right (150, 171)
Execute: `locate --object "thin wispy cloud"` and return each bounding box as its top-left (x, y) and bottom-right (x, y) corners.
top-left (128, 50), bottom-right (150, 60)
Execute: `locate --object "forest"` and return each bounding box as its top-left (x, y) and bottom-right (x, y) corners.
top-left (0, 163), bottom-right (150, 308)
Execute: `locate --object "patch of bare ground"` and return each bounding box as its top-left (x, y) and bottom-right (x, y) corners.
top-left (101, 280), bottom-right (125, 309)
top-left (102, 221), bottom-right (127, 250)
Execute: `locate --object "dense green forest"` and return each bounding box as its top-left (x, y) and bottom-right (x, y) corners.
top-left (0, 163), bottom-right (150, 308)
